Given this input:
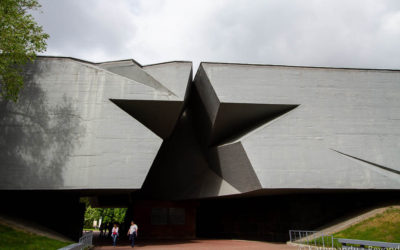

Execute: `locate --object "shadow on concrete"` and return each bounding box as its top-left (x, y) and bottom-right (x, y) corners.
top-left (210, 103), bottom-right (299, 146)
top-left (208, 142), bottom-right (262, 193)
top-left (0, 61), bottom-right (84, 188)
top-left (139, 108), bottom-right (223, 200)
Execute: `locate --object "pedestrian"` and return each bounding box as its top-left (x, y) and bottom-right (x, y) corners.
top-left (99, 223), bottom-right (104, 239)
top-left (127, 220), bottom-right (138, 248)
top-left (111, 223), bottom-right (119, 247)
top-left (107, 223), bottom-right (113, 238)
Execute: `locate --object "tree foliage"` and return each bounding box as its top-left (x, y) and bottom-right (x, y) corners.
top-left (82, 198), bottom-right (127, 228)
top-left (0, 0), bottom-right (49, 102)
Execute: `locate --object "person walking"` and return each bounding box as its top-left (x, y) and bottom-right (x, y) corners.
top-left (99, 223), bottom-right (104, 239)
top-left (107, 223), bottom-right (113, 238)
top-left (127, 221), bottom-right (138, 248)
top-left (111, 223), bottom-right (119, 247)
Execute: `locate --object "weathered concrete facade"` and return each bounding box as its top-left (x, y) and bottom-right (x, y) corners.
top-left (1, 57), bottom-right (400, 194)
top-left (199, 63), bottom-right (400, 191)
top-left (0, 57), bottom-right (191, 190)
top-left (1, 57), bottom-right (400, 241)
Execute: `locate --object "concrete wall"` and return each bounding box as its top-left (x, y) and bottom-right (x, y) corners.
top-left (1, 58), bottom-right (399, 195)
top-left (200, 63), bottom-right (400, 191)
top-left (0, 57), bottom-right (191, 190)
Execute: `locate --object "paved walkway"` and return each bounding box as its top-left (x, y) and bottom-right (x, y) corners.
top-left (94, 239), bottom-right (295, 250)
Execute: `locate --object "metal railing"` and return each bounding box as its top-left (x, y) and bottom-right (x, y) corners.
top-left (289, 230), bottom-right (400, 249)
top-left (58, 243), bottom-right (83, 250)
top-left (337, 238), bottom-right (400, 250)
top-left (79, 231), bottom-right (93, 248)
top-left (289, 230), bottom-right (334, 248)
top-left (58, 231), bottom-right (93, 250)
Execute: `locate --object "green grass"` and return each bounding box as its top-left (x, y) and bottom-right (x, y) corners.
top-left (301, 234), bottom-right (342, 248)
top-left (335, 207), bottom-right (400, 243)
top-left (305, 237), bottom-right (345, 249)
top-left (0, 223), bottom-right (72, 250)
top-left (302, 207), bottom-right (400, 248)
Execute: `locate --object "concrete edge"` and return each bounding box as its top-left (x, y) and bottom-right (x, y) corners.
top-left (287, 241), bottom-right (335, 249)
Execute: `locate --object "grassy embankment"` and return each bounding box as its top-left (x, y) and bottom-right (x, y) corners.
top-left (304, 207), bottom-right (400, 248)
top-left (0, 223), bottom-right (71, 250)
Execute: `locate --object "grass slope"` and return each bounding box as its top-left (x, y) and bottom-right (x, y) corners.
top-left (334, 207), bottom-right (400, 243)
top-left (302, 207), bottom-right (400, 248)
top-left (0, 223), bottom-right (71, 250)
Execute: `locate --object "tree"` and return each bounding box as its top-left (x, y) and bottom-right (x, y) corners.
top-left (0, 0), bottom-right (49, 102)
top-left (100, 208), bottom-right (127, 225)
top-left (81, 198), bottom-right (127, 228)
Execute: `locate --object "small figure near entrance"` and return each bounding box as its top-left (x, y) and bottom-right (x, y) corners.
top-left (111, 223), bottom-right (119, 247)
top-left (99, 223), bottom-right (105, 239)
top-left (107, 223), bottom-right (113, 238)
top-left (127, 220), bottom-right (138, 248)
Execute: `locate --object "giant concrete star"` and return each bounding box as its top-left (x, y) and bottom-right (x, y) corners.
top-left (112, 80), bottom-right (299, 200)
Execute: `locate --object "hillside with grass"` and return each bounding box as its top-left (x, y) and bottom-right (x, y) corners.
top-left (334, 207), bottom-right (400, 243)
top-left (0, 223), bottom-right (71, 250)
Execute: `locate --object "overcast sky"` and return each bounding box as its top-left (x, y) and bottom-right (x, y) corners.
top-left (33, 0), bottom-right (400, 70)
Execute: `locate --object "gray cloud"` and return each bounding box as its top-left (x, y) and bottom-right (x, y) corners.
top-left (34, 0), bottom-right (139, 60)
top-left (33, 0), bottom-right (400, 70)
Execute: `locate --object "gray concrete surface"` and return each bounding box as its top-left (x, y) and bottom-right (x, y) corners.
top-left (0, 57), bottom-right (191, 190)
top-left (200, 63), bottom-right (400, 191)
top-left (1, 57), bottom-right (399, 197)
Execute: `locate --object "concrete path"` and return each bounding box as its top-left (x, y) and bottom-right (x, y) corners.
top-left (94, 239), bottom-right (295, 250)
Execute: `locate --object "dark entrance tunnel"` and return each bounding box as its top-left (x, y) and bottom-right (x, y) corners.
top-left (0, 191), bottom-right (85, 241)
top-left (1, 190), bottom-right (400, 243)
top-left (196, 190), bottom-right (400, 242)
top-left (90, 190), bottom-right (400, 242)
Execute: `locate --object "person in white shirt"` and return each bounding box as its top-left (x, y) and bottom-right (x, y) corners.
top-left (111, 223), bottom-right (119, 246)
top-left (127, 220), bottom-right (138, 248)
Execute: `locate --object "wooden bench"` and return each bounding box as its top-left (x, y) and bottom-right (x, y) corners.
top-left (337, 238), bottom-right (400, 249)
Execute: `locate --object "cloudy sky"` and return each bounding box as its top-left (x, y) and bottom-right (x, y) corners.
top-left (33, 0), bottom-right (400, 70)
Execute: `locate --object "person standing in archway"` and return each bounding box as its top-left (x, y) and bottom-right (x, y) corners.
top-left (127, 220), bottom-right (138, 248)
top-left (111, 223), bottom-right (119, 246)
